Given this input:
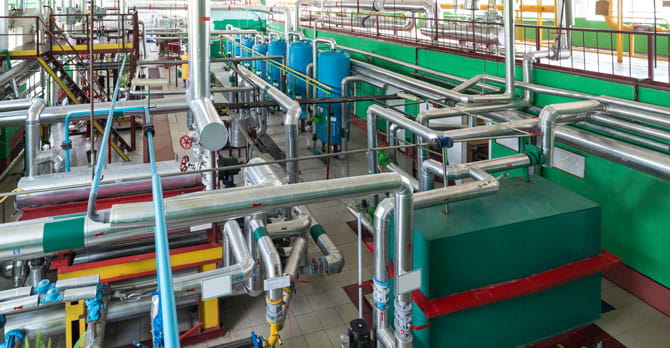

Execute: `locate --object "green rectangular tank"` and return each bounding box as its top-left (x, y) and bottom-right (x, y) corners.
top-left (390, 176), bottom-right (602, 348)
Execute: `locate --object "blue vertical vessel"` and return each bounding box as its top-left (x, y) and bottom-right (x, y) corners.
top-left (288, 40), bottom-right (313, 119)
top-left (267, 39), bottom-right (287, 87)
top-left (252, 42), bottom-right (268, 78)
top-left (316, 49), bottom-right (351, 146)
top-left (241, 37), bottom-right (256, 68)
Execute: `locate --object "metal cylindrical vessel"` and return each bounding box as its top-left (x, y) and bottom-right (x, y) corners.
top-left (252, 43), bottom-right (268, 78)
top-left (267, 39), bottom-right (287, 87)
top-left (288, 40), bottom-right (313, 101)
top-left (316, 49), bottom-right (351, 146)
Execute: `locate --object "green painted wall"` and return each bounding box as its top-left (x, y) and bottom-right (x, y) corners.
top-left (270, 22), bottom-right (670, 289)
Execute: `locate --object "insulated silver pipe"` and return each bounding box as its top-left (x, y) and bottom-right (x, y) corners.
top-left (590, 114), bottom-right (670, 143)
top-left (367, 104), bottom-right (537, 178)
top-left (189, 0), bottom-right (211, 100)
top-left (0, 98), bottom-right (189, 127)
top-left (539, 100), bottom-right (603, 167)
top-left (25, 99), bottom-right (46, 177)
top-left (188, 0), bottom-right (228, 152)
top-left (373, 172), bottom-right (500, 348)
top-left (238, 65), bottom-right (301, 183)
top-left (504, 0), bottom-right (516, 96)
top-left (423, 153), bottom-right (532, 182)
top-left (522, 50), bottom-right (551, 102)
top-left (340, 45), bottom-right (500, 93)
top-left (353, 67), bottom-right (443, 100)
top-left (4, 295), bottom-right (201, 338)
top-left (341, 75), bottom-right (387, 153)
top-left (555, 126), bottom-right (670, 180)
top-left (0, 99), bottom-right (34, 112)
top-left (353, 60), bottom-right (511, 104)
top-left (249, 215), bottom-right (283, 301)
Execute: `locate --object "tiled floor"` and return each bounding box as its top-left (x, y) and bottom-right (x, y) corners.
top-left (2, 59), bottom-right (668, 348)
top-left (129, 63), bottom-right (670, 348)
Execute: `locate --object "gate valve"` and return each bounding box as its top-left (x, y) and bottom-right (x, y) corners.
top-left (179, 135), bottom-right (193, 150)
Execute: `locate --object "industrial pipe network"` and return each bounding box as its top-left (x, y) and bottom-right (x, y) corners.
top-left (0, 0), bottom-right (668, 347)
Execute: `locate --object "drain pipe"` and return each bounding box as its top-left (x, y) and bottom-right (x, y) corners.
top-left (238, 65), bottom-right (301, 184)
top-left (188, 0), bottom-right (229, 152)
top-left (539, 100), bottom-right (603, 167)
top-left (25, 99), bottom-right (46, 177)
top-left (373, 168), bottom-right (502, 348)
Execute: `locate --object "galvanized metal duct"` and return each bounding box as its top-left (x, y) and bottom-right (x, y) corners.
top-left (237, 65), bottom-right (301, 184)
top-left (188, 0), bottom-right (228, 152)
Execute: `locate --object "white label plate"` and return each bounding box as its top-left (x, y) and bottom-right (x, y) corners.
top-left (201, 275), bottom-right (232, 300)
top-left (495, 137), bottom-right (520, 152)
top-left (264, 276), bottom-right (291, 291)
top-left (397, 269), bottom-right (422, 294)
top-left (190, 223), bottom-right (212, 232)
top-left (553, 147), bottom-right (586, 178)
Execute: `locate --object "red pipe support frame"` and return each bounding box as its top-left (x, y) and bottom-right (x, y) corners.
top-left (412, 251), bottom-right (621, 319)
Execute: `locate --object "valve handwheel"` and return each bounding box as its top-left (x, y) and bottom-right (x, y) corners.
top-left (179, 135), bottom-right (193, 150)
top-left (179, 155), bottom-right (190, 172)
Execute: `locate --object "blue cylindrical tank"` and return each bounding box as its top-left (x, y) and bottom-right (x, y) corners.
top-left (316, 49), bottom-right (351, 146)
top-left (288, 40), bottom-right (313, 120)
top-left (252, 43), bottom-right (268, 78)
top-left (267, 39), bottom-right (287, 87)
top-left (241, 37), bottom-right (256, 67)
top-left (234, 38), bottom-right (242, 57)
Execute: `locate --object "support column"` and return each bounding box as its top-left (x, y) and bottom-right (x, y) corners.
top-left (198, 263), bottom-right (220, 330)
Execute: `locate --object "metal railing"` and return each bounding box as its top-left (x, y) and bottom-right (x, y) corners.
top-left (287, 11), bottom-right (670, 87)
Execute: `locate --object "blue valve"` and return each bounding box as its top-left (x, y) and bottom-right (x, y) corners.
top-left (435, 136), bottom-right (454, 148)
top-left (40, 288), bottom-right (63, 304)
top-left (34, 279), bottom-right (53, 294)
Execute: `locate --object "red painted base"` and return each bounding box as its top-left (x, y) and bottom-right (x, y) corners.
top-left (115, 327), bottom-right (225, 348)
top-left (603, 263), bottom-right (670, 316)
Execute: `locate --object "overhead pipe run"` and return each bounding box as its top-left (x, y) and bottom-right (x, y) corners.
top-left (238, 65), bottom-right (301, 184)
top-left (188, 0), bottom-right (229, 152)
top-left (539, 100), bottom-right (603, 167)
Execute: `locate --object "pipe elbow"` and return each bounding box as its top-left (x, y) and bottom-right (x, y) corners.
top-left (27, 99), bottom-right (46, 124)
top-left (284, 104), bottom-right (301, 126)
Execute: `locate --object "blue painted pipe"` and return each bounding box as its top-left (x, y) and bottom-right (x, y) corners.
top-left (87, 56), bottom-right (127, 220)
top-left (62, 105), bottom-right (145, 172)
top-left (145, 107), bottom-right (181, 348)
